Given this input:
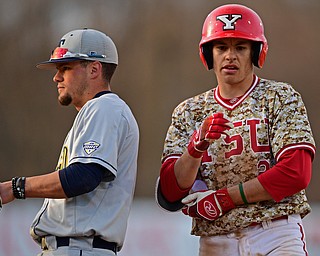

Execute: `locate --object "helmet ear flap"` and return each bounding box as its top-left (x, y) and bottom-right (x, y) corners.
top-left (201, 42), bottom-right (214, 70)
top-left (252, 42), bottom-right (262, 68)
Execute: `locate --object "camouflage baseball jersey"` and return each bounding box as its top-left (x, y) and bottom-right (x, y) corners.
top-left (161, 75), bottom-right (316, 236)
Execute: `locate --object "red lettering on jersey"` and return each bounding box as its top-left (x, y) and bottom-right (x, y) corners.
top-left (199, 119), bottom-right (271, 161)
top-left (202, 150), bottom-right (212, 163)
top-left (225, 134), bottom-right (243, 158)
top-left (257, 159), bottom-right (270, 174)
top-left (247, 119), bottom-right (269, 153)
top-left (224, 121), bottom-right (243, 159)
top-left (223, 119), bottom-right (270, 159)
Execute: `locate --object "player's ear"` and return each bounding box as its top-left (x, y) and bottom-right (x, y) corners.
top-left (88, 61), bottom-right (102, 78)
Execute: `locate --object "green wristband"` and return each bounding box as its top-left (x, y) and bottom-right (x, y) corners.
top-left (239, 182), bottom-right (249, 205)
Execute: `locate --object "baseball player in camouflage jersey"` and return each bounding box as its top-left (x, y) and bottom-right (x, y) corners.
top-left (0, 28), bottom-right (139, 255)
top-left (156, 4), bottom-right (316, 255)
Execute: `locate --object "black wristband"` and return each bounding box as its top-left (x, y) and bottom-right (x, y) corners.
top-left (12, 176), bottom-right (26, 199)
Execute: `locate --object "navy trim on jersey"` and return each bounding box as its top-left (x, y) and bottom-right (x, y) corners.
top-left (59, 163), bottom-right (115, 198)
top-left (94, 90), bottom-right (113, 98)
top-left (70, 156), bottom-right (117, 173)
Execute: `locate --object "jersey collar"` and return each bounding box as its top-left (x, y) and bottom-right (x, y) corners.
top-left (94, 90), bottom-right (113, 99)
top-left (214, 75), bottom-right (259, 110)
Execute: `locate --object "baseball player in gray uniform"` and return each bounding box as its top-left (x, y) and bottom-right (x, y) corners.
top-left (0, 28), bottom-right (139, 256)
top-left (156, 4), bottom-right (316, 256)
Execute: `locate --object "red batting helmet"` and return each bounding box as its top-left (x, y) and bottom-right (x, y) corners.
top-left (199, 4), bottom-right (268, 70)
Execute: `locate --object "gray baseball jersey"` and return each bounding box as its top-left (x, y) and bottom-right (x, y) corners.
top-left (161, 76), bottom-right (315, 236)
top-left (30, 93), bottom-right (139, 249)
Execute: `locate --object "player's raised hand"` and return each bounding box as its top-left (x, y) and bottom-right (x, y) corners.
top-left (181, 189), bottom-right (235, 221)
top-left (201, 112), bottom-right (233, 141)
top-left (187, 112), bottom-right (233, 158)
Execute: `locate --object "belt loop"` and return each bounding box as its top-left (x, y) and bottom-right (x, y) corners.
top-left (41, 236), bottom-right (57, 250)
top-left (261, 219), bottom-right (272, 229)
top-left (69, 237), bottom-right (93, 250)
top-left (41, 238), bottom-right (48, 250)
top-left (288, 214), bottom-right (301, 224)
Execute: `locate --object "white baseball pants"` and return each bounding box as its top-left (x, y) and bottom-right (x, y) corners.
top-left (199, 214), bottom-right (308, 256)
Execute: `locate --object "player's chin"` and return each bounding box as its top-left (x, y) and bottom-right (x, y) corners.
top-left (220, 75), bottom-right (242, 86)
top-left (58, 94), bottom-right (72, 106)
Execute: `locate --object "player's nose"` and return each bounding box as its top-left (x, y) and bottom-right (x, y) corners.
top-left (53, 70), bottom-right (63, 83)
top-left (225, 48), bottom-right (237, 61)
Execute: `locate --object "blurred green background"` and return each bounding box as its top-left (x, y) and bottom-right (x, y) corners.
top-left (0, 0), bottom-right (319, 201)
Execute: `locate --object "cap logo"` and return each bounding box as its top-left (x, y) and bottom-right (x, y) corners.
top-left (216, 14), bottom-right (242, 30)
top-left (59, 39), bottom-right (66, 47)
top-left (51, 48), bottom-right (68, 59)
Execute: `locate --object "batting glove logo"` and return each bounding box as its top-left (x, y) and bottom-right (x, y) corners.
top-left (203, 200), bottom-right (218, 218)
top-left (182, 189), bottom-right (233, 221)
top-left (83, 141), bottom-right (100, 155)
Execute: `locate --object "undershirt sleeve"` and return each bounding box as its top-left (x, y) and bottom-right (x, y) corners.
top-left (160, 149), bottom-right (312, 204)
top-left (59, 163), bottom-right (115, 198)
top-left (257, 149), bottom-right (312, 202)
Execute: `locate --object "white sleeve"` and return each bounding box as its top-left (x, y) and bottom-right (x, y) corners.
top-left (68, 101), bottom-right (124, 176)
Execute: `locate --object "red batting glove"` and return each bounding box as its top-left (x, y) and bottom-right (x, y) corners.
top-left (202, 112), bottom-right (233, 140)
top-left (187, 113), bottom-right (233, 158)
top-left (187, 130), bottom-right (210, 158)
top-left (181, 189), bottom-right (235, 221)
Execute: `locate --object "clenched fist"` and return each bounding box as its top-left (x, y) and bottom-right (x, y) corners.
top-left (187, 112), bottom-right (233, 158)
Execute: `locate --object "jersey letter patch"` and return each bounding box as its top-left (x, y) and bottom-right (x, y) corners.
top-left (83, 141), bottom-right (100, 155)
